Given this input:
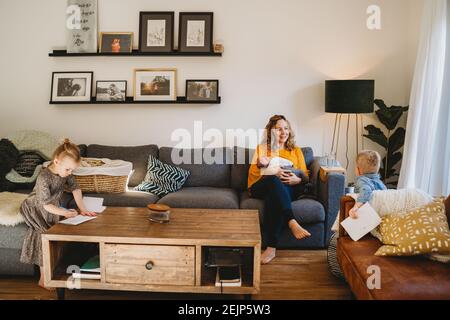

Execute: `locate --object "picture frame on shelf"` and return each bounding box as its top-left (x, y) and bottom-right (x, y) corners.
top-left (186, 80), bottom-right (219, 102)
top-left (178, 12), bottom-right (214, 53)
top-left (96, 80), bottom-right (127, 102)
top-left (133, 68), bottom-right (177, 101)
top-left (50, 71), bottom-right (93, 103)
top-left (139, 12), bottom-right (174, 53)
top-left (99, 32), bottom-right (133, 53)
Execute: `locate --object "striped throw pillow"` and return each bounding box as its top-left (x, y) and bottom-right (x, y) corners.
top-left (135, 155), bottom-right (190, 196)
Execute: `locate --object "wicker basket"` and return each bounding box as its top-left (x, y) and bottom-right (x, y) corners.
top-left (74, 175), bottom-right (128, 193)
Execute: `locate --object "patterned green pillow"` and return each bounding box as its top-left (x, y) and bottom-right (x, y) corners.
top-left (135, 155), bottom-right (190, 196)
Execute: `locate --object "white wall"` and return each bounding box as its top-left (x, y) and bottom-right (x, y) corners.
top-left (0, 0), bottom-right (423, 181)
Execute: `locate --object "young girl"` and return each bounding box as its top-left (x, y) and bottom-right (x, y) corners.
top-left (19, 138), bottom-right (96, 289)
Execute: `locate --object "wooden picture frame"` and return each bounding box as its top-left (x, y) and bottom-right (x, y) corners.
top-left (139, 12), bottom-right (174, 53)
top-left (96, 80), bottom-right (127, 102)
top-left (133, 68), bottom-right (177, 101)
top-left (178, 12), bottom-right (214, 53)
top-left (99, 32), bottom-right (133, 53)
top-left (186, 80), bottom-right (219, 102)
top-left (50, 71), bottom-right (93, 103)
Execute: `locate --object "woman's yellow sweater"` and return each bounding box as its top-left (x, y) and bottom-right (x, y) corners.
top-left (247, 144), bottom-right (309, 189)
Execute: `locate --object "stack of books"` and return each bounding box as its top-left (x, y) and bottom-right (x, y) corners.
top-left (205, 248), bottom-right (243, 287)
top-left (71, 255), bottom-right (101, 280)
top-left (216, 266), bottom-right (242, 287)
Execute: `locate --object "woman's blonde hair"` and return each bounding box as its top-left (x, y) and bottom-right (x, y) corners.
top-left (263, 115), bottom-right (296, 154)
top-left (52, 138), bottom-right (81, 163)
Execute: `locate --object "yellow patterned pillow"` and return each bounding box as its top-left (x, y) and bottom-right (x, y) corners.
top-left (375, 200), bottom-right (450, 256)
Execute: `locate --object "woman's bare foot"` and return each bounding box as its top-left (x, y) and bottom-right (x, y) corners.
top-left (288, 219), bottom-right (311, 240)
top-left (261, 247), bottom-right (276, 264)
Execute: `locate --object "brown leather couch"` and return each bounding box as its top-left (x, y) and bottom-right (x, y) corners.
top-left (337, 195), bottom-right (450, 300)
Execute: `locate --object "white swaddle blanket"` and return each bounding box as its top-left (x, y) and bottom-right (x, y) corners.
top-left (43, 158), bottom-right (133, 176)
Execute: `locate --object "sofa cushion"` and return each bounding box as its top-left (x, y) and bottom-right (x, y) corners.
top-left (135, 155), bottom-right (190, 196)
top-left (231, 147), bottom-right (314, 192)
top-left (240, 192), bottom-right (325, 224)
top-left (86, 144), bottom-right (158, 187)
top-left (159, 147), bottom-right (232, 188)
top-left (337, 236), bottom-right (450, 299)
top-left (158, 187), bottom-right (239, 209)
top-left (0, 224), bottom-right (28, 249)
top-left (69, 190), bottom-right (159, 208)
top-left (78, 144), bottom-right (87, 157)
top-left (231, 147), bottom-right (255, 191)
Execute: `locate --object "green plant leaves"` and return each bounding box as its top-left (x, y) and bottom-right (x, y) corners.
top-left (388, 128), bottom-right (406, 153)
top-left (363, 125), bottom-right (388, 148)
top-left (374, 99), bottom-right (409, 130)
top-left (364, 99), bottom-right (408, 187)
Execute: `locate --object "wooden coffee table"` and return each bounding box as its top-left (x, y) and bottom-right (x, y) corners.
top-left (42, 207), bottom-right (261, 299)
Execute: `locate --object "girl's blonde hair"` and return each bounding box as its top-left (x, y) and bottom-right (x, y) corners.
top-left (52, 138), bottom-right (81, 163)
top-left (263, 115), bottom-right (296, 154)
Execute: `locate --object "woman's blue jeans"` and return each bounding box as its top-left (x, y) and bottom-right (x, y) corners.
top-left (249, 175), bottom-right (302, 248)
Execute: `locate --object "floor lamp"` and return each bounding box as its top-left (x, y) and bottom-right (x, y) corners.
top-left (325, 80), bottom-right (375, 169)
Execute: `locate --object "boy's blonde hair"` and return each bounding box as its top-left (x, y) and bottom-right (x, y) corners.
top-left (52, 138), bottom-right (81, 164)
top-left (356, 150), bottom-right (381, 174)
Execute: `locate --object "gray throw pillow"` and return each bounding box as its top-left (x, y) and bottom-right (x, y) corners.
top-left (135, 155), bottom-right (190, 196)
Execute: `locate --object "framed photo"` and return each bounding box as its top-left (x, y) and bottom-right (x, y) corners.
top-left (99, 32), bottom-right (133, 53)
top-left (96, 81), bottom-right (127, 102)
top-left (139, 12), bottom-right (174, 53)
top-left (133, 68), bottom-right (177, 101)
top-left (51, 72), bottom-right (93, 102)
top-left (179, 12), bottom-right (214, 53)
top-left (186, 80), bottom-right (219, 101)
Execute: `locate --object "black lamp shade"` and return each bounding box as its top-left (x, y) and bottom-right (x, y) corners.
top-left (325, 80), bottom-right (375, 114)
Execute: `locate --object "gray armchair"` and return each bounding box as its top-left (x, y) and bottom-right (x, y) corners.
top-left (238, 148), bottom-right (346, 249)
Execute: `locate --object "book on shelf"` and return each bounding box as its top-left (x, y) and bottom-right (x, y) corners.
top-left (215, 266), bottom-right (242, 287)
top-left (71, 273), bottom-right (101, 280)
top-left (80, 255), bottom-right (100, 273)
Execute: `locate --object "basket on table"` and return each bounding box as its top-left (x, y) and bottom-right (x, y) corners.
top-left (72, 158), bottom-right (133, 193)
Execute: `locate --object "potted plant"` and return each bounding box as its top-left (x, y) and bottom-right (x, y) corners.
top-left (363, 99), bottom-right (409, 188)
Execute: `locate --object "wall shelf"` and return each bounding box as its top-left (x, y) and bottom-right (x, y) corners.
top-left (49, 49), bottom-right (222, 57)
top-left (49, 96), bottom-right (221, 105)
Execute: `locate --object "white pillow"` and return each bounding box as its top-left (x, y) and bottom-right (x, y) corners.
top-left (369, 188), bottom-right (433, 240)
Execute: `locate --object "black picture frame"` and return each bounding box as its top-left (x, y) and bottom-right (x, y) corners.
top-left (50, 71), bottom-right (93, 103)
top-left (139, 11), bottom-right (174, 53)
top-left (186, 79), bottom-right (219, 102)
top-left (178, 12), bottom-right (214, 53)
top-left (95, 80), bottom-right (127, 102)
top-left (99, 33), bottom-right (133, 53)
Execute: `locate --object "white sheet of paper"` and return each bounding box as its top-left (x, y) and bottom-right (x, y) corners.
top-left (59, 215), bottom-right (97, 225)
top-left (340, 203), bottom-right (381, 241)
top-left (83, 197), bottom-right (105, 213)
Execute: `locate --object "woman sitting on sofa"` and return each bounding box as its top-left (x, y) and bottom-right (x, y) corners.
top-left (248, 115), bottom-right (310, 264)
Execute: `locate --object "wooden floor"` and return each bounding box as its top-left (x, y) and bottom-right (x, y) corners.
top-left (0, 250), bottom-right (352, 300)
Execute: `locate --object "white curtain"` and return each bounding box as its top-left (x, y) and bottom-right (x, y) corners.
top-left (399, 0), bottom-right (450, 196)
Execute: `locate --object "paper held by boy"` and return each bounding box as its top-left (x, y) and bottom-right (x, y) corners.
top-left (59, 196), bottom-right (105, 226)
top-left (260, 157), bottom-right (294, 175)
top-left (340, 202), bottom-right (381, 241)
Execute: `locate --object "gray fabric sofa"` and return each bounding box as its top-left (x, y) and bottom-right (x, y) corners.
top-left (0, 144), bottom-right (345, 275)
